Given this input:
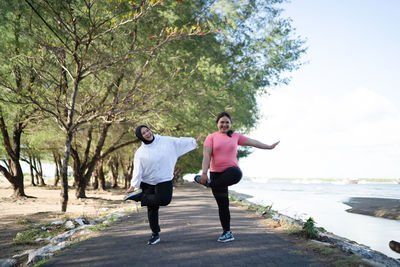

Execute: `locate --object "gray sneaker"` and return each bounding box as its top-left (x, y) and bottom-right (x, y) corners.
top-left (194, 175), bottom-right (210, 187)
top-left (217, 231), bottom-right (234, 242)
top-left (123, 189), bottom-right (143, 201)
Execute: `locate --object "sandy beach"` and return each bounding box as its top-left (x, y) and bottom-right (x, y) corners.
top-left (343, 197), bottom-right (400, 220)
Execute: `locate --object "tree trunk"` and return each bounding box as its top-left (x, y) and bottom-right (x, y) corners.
top-left (109, 156), bottom-right (119, 188)
top-left (60, 132), bottom-right (73, 212)
top-left (97, 159), bottom-right (106, 191)
top-left (37, 158), bottom-right (45, 186)
top-left (0, 108), bottom-right (26, 197)
top-left (73, 123), bottom-right (111, 197)
top-left (173, 167), bottom-right (183, 184)
top-left (29, 156), bottom-right (36, 186)
top-left (92, 167), bottom-right (99, 189)
top-left (32, 157), bottom-right (45, 186)
top-left (33, 157), bottom-right (39, 185)
top-left (71, 148), bottom-right (87, 199)
top-left (10, 159), bottom-right (25, 197)
top-left (121, 158), bottom-right (133, 189)
top-left (53, 151), bottom-right (61, 186)
top-left (76, 178), bottom-right (86, 198)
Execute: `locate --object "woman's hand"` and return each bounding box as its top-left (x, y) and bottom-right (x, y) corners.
top-left (243, 138), bottom-right (280, 149)
top-left (269, 141), bottom-right (280, 149)
top-left (199, 173), bottom-right (208, 185)
top-left (126, 186), bottom-right (135, 194)
top-left (196, 134), bottom-right (203, 143)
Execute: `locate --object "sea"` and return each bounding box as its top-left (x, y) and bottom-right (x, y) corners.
top-left (229, 177), bottom-right (400, 259)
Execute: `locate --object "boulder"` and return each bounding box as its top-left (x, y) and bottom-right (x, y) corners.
top-left (26, 242), bottom-right (68, 267)
top-left (0, 258), bottom-right (17, 267)
top-left (74, 218), bottom-right (86, 226)
top-left (64, 220), bottom-right (75, 229)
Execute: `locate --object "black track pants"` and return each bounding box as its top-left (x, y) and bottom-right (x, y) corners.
top-left (210, 167), bottom-right (242, 231)
top-left (140, 180), bottom-right (173, 234)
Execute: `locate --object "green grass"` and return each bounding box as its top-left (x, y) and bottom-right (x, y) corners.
top-left (32, 258), bottom-right (49, 267)
top-left (229, 193), bottom-right (276, 216)
top-left (279, 219), bottom-right (302, 233)
top-left (13, 224), bottom-right (68, 245)
top-left (88, 223), bottom-right (110, 232)
top-left (307, 243), bottom-right (368, 267)
top-left (16, 218), bottom-right (34, 225)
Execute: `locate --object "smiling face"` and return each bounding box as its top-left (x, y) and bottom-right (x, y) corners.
top-left (140, 127), bottom-right (153, 142)
top-left (217, 116), bottom-right (231, 134)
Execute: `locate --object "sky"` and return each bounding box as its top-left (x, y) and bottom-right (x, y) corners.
top-left (239, 0), bottom-right (400, 179)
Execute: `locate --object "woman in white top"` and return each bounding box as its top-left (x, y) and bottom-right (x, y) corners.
top-left (125, 125), bottom-right (199, 245)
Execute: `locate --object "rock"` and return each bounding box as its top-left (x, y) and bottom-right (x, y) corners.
top-left (34, 237), bottom-right (43, 243)
top-left (69, 229), bottom-right (91, 241)
top-left (106, 212), bottom-right (116, 218)
top-left (51, 225), bottom-right (90, 244)
top-left (9, 207), bottom-right (129, 267)
top-left (64, 220), bottom-right (75, 229)
top-left (114, 214), bottom-right (124, 220)
top-left (50, 220), bottom-right (64, 226)
top-left (90, 219), bottom-right (101, 225)
top-left (319, 233), bottom-right (400, 267)
top-left (103, 220), bottom-right (112, 225)
top-left (361, 258), bottom-right (388, 267)
top-left (27, 242), bottom-right (68, 267)
top-left (310, 240), bottom-right (332, 247)
top-left (41, 226), bottom-right (47, 231)
top-left (74, 218), bottom-right (86, 226)
top-left (51, 228), bottom-right (77, 244)
top-left (12, 249), bottom-right (34, 259)
top-left (0, 258), bottom-right (17, 267)
top-left (390, 240), bottom-right (400, 253)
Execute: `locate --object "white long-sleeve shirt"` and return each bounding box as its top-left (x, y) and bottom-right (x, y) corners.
top-left (130, 134), bottom-right (198, 188)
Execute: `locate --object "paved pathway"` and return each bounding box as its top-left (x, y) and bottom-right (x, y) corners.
top-left (41, 183), bottom-right (324, 266)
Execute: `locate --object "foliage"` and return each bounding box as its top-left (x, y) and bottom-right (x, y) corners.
top-left (302, 217), bottom-right (318, 239)
top-left (0, 0), bottom-right (305, 208)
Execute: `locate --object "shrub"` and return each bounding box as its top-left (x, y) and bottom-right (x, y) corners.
top-left (303, 217), bottom-right (318, 239)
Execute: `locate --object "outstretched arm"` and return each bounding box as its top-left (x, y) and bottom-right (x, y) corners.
top-left (243, 138), bottom-right (280, 149)
top-left (199, 146), bottom-right (212, 185)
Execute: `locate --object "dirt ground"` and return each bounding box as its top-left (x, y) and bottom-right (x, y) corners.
top-left (0, 178), bottom-right (131, 260)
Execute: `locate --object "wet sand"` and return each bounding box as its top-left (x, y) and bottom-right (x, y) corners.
top-left (343, 197), bottom-right (400, 220)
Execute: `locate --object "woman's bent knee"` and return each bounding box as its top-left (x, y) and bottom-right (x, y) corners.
top-left (159, 196), bottom-right (172, 206)
top-left (227, 167), bottom-right (242, 185)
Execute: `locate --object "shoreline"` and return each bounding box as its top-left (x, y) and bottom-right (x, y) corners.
top-left (229, 190), bottom-right (400, 265)
top-left (343, 197), bottom-right (400, 220)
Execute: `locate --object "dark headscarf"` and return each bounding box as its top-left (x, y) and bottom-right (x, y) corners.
top-left (135, 125), bottom-right (155, 144)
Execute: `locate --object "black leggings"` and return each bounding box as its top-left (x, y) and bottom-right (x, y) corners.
top-left (209, 167), bottom-right (242, 232)
top-left (140, 180), bottom-right (173, 234)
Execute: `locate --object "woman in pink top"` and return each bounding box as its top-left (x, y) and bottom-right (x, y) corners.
top-left (195, 112), bottom-right (280, 242)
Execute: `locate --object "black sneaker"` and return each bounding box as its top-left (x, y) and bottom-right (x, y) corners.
top-left (147, 233), bottom-right (160, 245)
top-left (194, 175), bottom-right (210, 187)
top-left (123, 189), bottom-right (143, 201)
